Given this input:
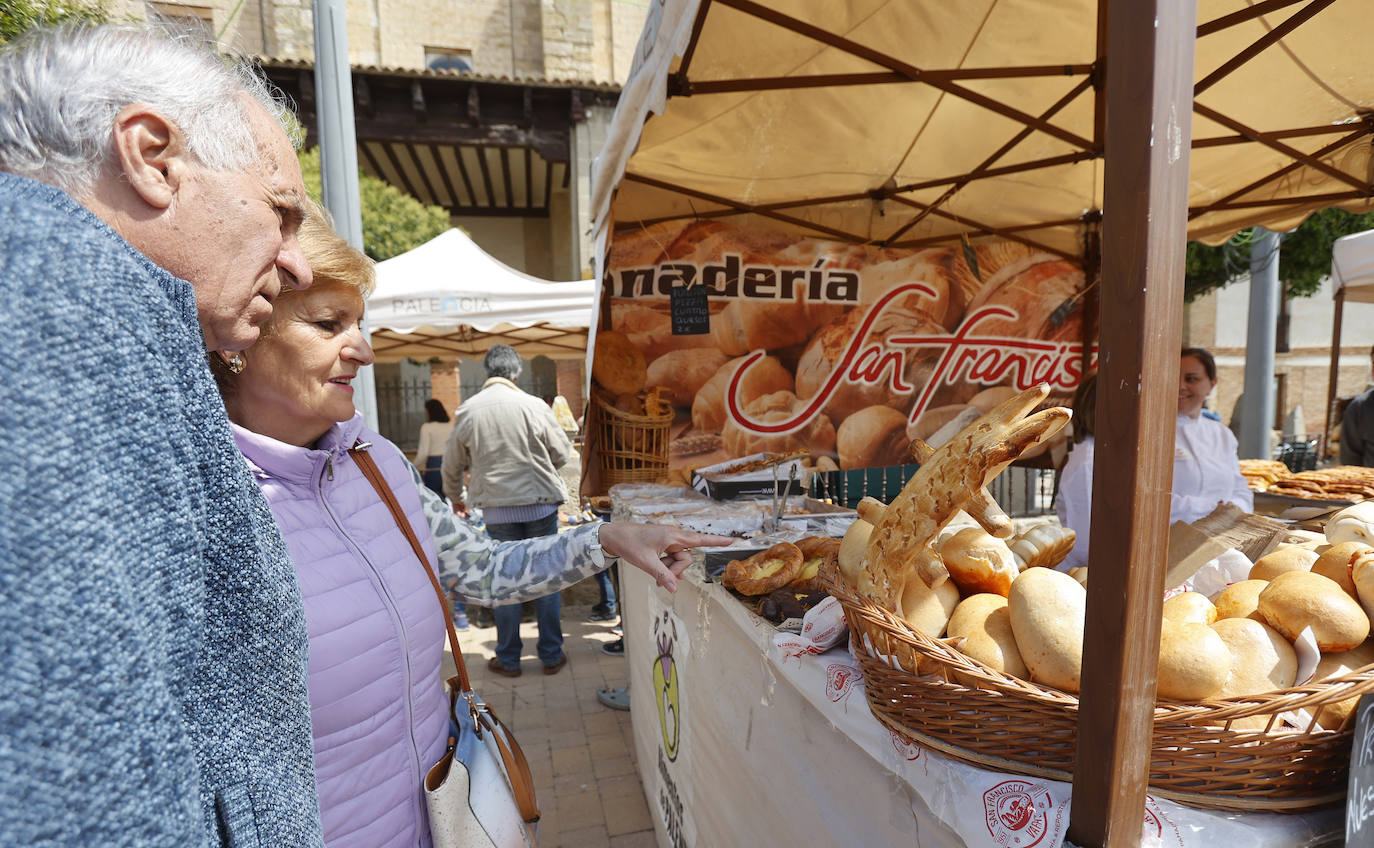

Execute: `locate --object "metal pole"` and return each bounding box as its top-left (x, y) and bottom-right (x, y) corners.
top-left (313, 0), bottom-right (378, 430)
top-left (1238, 228), bottom-right (1281, 459)
top-left (1067, 0), bottom-right (1195, 840)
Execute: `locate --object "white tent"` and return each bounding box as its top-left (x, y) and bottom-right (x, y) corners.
top-left (1322, 228), bottom-right (1374, 449)
top-left (367, 229), bottom-right (596, 362)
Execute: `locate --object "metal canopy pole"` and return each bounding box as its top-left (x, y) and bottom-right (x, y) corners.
top-left (1238, 227), bottom-right (1281, 459)
top-left (313, 0), bottom-right (378, 430)
top-left (1067, 0), bottom-right (1196, 843)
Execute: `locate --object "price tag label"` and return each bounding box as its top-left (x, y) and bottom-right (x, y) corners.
top-left (1347, 694), bottom-right (1374, 846)
top-left (670, 282), bottom-right (710, 335)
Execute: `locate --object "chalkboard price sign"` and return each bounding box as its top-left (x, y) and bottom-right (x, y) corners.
top-left (1348, 693), bottom-right (1374, 846)
top-left (670, 282), bottom-right (710, 335)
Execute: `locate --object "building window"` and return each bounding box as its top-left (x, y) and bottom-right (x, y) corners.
top-left (146, 2), bottom-right (215, 44)
top-left (425, 47), bottom-right (474, 73)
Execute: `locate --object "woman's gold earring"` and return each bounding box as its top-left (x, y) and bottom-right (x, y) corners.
top-left (224, 353), bottom-right (245, 374)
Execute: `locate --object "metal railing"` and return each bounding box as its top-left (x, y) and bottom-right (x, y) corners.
top-left (810, 464), bottom-right (1058, 517)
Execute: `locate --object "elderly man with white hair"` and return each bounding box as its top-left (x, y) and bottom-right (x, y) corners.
top-left (0, 24), bottom-right (322, 847)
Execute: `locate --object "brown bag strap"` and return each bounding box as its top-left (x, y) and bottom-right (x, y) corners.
top-left (349, 442), bottom-right (541, 823)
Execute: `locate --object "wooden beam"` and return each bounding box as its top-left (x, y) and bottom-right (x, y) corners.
top-left (1190, 188), bottom-right (1371, 213)
top-left (1068, 0), bottom-right (1195, 845)
top-left (357, 142), bottom-right (388, 183)
top-left (452, 146), bottom-right (478, 207)
top-left (404, 143), bottom-right (443, 206)
top-left (427, 142), bottom-right (462, 208)
top-left (1197, 0), bottom-right (1312, 37)
top-left (673, 64), bottom-right (1093, 96)
top-left (477, 147), bottom-right (497, 209)
top-left (622, 172), bottom-right (870, 242)
top-left (1188, 127), bottom-right (1371, 218)
top-left (1321, 287), bottom-right (1346, 460)
top-left (1193, 103), bottom-right (1368, 192)
top-left (710, 0), bottom-right (1092, 151)
top-left (543, 158), bottom-right (554, 209)
top-left (380, 142), bottom-right (424, 203)
top-left (1192, 122), bottom-right (1364, 148)
top-left (882, 76), bottom-right (1095, 243)
top-left (673, 0), bottom-right (713, 84)
top-left (1194, 0), bottom-right (1336, 95)
top-left (525, 147), bottom-right (533, 209)
top-left (350, 120), bottom-right (570, 160)
top-left (500, 147), bottom-right (514, 208)
top-left (887, 194), bottom-right (1076, 260)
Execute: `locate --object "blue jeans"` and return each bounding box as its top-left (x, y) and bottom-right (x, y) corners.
top-left (593, 567), bottom-right (617, 614)
top-left (487, 513), bottom-right (563, 668)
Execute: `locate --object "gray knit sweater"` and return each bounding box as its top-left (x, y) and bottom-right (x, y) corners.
top-left (0, 172), bottom-right (323, 846)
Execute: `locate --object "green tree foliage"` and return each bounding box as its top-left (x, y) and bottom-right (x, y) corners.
top-left (0, 0), bottom-right (110, 43)
top-left (1184, 207), bottom-right (1374, 302)
top-left (297, 147), bottom-right (450, 262)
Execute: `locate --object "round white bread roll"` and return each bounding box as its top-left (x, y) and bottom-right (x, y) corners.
top-left (1349, 551), bottom-right (1374, 622)
top-left (1156, 621), bottom-right (1232, 701)
top-left (899, 573), bottom-right (960, 638)
top-left (941, 527), bottom-right (1019, 597)
top-left (837, 518), bottom-right (873, 588)
top-left (1311, 540), bottom-right (1371, 598)
top-left (1248, 546), bottom-right (1317, 581)
top-left (1162, 592), bottom-right (1217, 626)
top-left (1008, 568), bottom-right (1086, 693)
top-left (1210, 618), bottom-right (1297, 698)
top-left (1257, 571), bottom-right (1371, 652)
top-left (946, 593), bottom-right (1029, 679)
top-left (1211, 579), bottom-right (1268, 622)
top-left (1312, 640), bottom-right (1374, 729)
top-left (1326, 502), bottom-right (1374, 546)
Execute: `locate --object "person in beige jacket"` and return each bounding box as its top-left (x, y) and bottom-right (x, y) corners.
top-left (442, 344), bottom-right (574, 675)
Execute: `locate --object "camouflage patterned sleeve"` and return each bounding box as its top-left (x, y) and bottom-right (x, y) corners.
top-left (407, 461), bottom-right (606, 606)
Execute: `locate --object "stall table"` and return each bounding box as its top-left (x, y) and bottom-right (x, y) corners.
top-left (614, 495), bottom-right (1345, 848)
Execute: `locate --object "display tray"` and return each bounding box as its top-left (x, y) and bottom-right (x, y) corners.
top-left (1252, 491), bottom-right (1353, 520)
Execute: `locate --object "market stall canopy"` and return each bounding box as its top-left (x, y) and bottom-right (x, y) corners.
top-left (1332, 229), bottom-right (1374, 304)
top-left (368, 228), bottom-right (596, 361)
top-left (592, 0), bottom-right (1374, 261)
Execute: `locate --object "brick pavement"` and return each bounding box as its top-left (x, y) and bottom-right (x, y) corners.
top-left (444, 601), bottom-right (655, 848)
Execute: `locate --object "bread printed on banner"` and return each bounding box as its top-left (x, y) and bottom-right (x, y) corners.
top-left (691, 355), bottom-right (793, 432)
top-left (720, 390), bottom-right (836, 459)
top-left (591, 330), bottom-right (646, 396)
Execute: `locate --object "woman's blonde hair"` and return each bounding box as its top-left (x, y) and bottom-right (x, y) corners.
top-left (210, 199), bottom-right (374, 395)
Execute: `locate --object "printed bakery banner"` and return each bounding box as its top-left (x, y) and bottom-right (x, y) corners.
top-left (602, 220), bottom-right (1096, 469)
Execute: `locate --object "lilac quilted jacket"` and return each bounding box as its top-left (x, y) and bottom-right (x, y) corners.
top-left (233, 415), bottom-right (449, 848)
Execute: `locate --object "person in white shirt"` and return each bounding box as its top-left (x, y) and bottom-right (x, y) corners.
top-left (1055, 348), bottom-right (1252, 570)
top-left (413, 398), bottom-right (453, 497)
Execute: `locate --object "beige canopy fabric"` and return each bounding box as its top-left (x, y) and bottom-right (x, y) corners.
top-left (592, 0), bottom-right (1374, 262)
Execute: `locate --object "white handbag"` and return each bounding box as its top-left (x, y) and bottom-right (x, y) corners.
top-left (352, 445), bottom-right (540, 848)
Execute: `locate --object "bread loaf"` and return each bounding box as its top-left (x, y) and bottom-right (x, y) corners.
top-left (721, 391), bottom-right (837, 458)
top-left (899, 571), bottom-right (960, 638)
top-left (1311, 540), bottom-right (1371, 598)
top-left (1325, 502), bottom-right (1374, 546)
top-left (1156, 621), bottom-right (1232, 701)
top-left (941, 526), bottom-right (1019, 596)
top-left (645, 348), bottom-right (728, 405)
top-left (1008, 567), bottom-right (1086, 693)
top-left (836, 405), bottom-right (910, 470)
top-left (1248, 546), bottom-right (1318, 581)
top-left (1162, 592), bottom-right (1218, 626)
top-left (691, 355), bottom-right (793, 432)
top-left (1210, 618), bottom-right (1297, 706)
top-left (1349, 552), bottom-right (1374, 622)
top-left (1312, 640), bottom-right (1374, 728)
top-left (947, 593), bottom-right (1029, 679)
top-left (1007, 523), bottom-right (1076, 571)
top-left (722, 542), bottom-right (803, 596)
top-left (837, 518), bottom-right (873, 588)
top-left (1257, 571), bottom-right (1371, 652)
top-left (1211, 579), bottom-right (1268, 622)
top-left (592, 330), bottom-right (648, 396)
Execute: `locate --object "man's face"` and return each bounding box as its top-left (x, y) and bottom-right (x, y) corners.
top-left (159, 100), bottom-right (312, 352)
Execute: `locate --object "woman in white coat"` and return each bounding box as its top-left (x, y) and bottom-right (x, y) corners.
top-left (1055, 348), bottom-right (1252, 569)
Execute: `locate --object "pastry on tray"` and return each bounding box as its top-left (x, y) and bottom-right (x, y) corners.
top-left (722, 542), bottom-right (803, 595)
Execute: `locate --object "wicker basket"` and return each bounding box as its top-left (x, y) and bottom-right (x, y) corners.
top-left (594, 396), bottom-right (672, 487)
top-left (821, 562), bottom-right (1374, 811)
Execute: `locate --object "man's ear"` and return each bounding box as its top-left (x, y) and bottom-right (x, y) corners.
top-left (111, 104), bottom-right (191, 210)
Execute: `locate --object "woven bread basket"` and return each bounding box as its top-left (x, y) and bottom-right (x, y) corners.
top-left (594, 396), bottom-right (672, 487)
top-left (821, 561), bottom-right (1374, 812)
